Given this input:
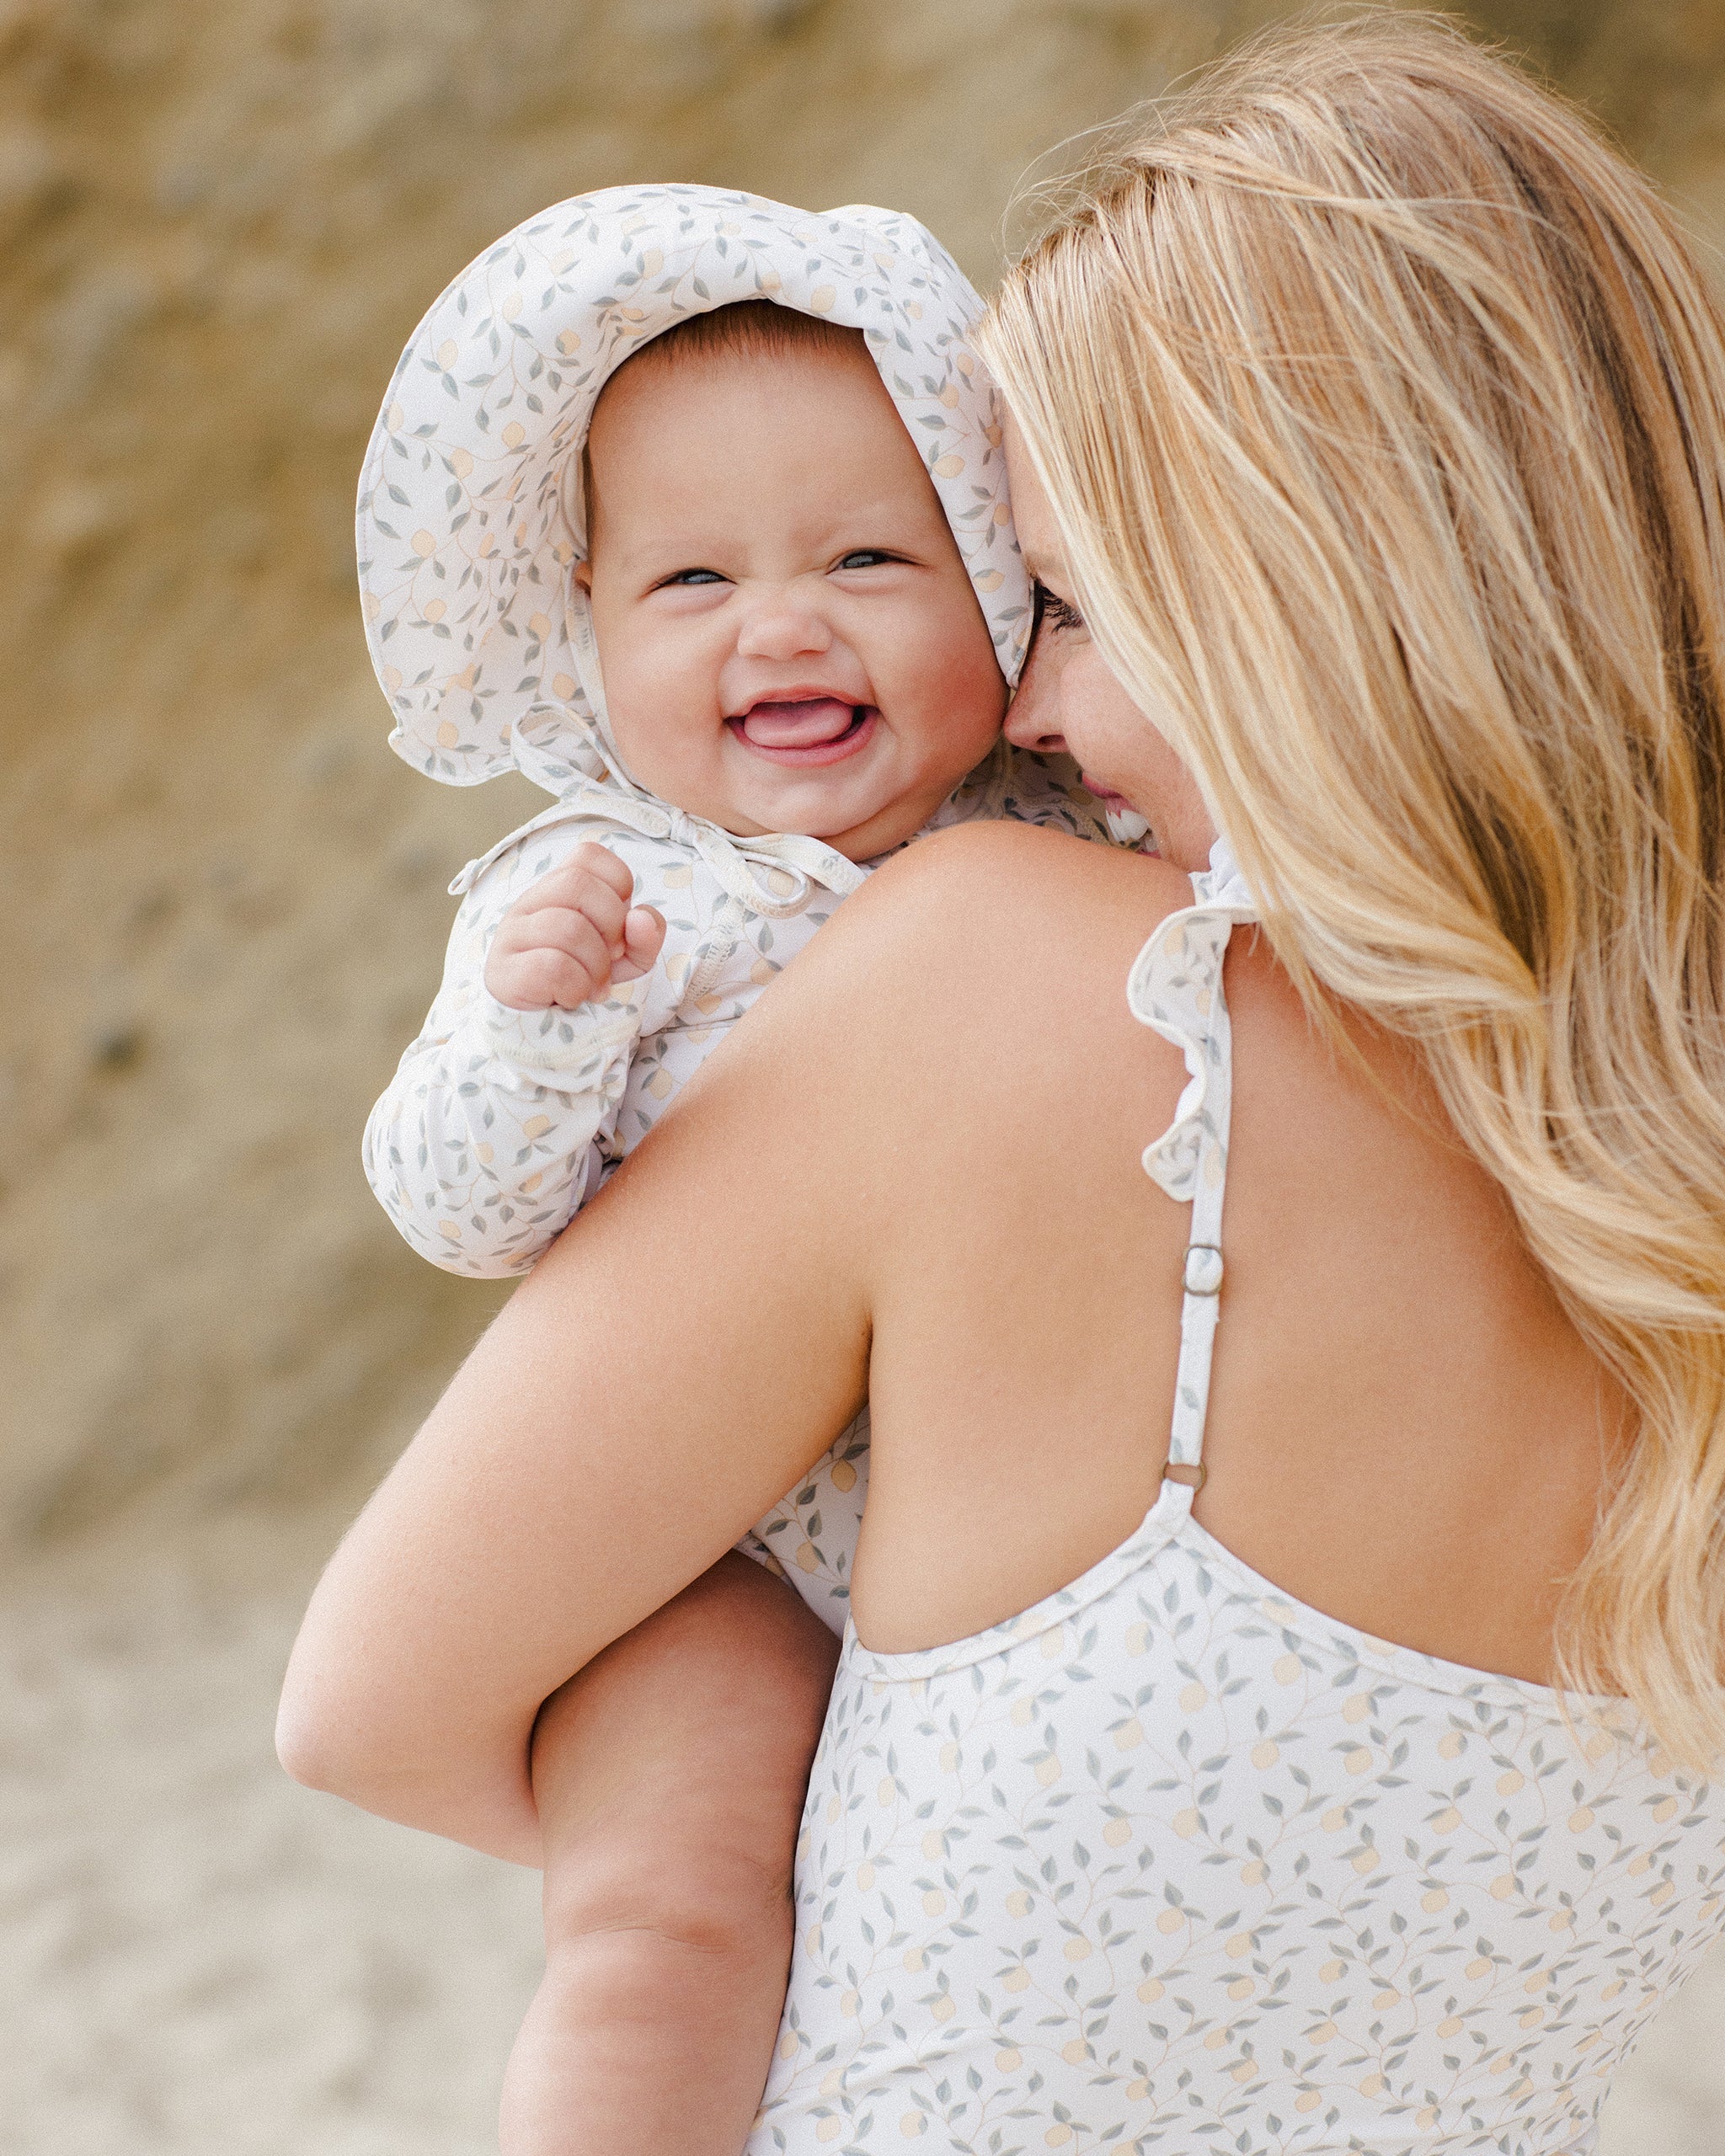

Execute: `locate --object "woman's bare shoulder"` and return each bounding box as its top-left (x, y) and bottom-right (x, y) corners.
top-left (828, 822), bottom-right (1194, 1028)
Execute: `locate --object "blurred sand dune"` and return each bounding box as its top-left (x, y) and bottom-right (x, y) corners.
top-left (4, 2), bottom-right (1723, 2145)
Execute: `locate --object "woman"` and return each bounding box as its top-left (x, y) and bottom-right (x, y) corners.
top-left (283, 16), bottom-right (1725, 2149)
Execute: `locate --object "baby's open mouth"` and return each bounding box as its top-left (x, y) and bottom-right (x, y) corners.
top-left (728, 696), bottom-right (879, 767)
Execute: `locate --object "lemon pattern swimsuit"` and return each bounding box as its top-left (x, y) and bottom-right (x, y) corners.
top-left (747, 841), bottom-right (1725, 2155)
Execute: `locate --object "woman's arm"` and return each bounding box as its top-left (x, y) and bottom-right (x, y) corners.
top-left (280, 848), bottom-right (895, 1860)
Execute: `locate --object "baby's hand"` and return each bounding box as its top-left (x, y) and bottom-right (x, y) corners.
top-left (483, 845), bottom-right (668, 1011)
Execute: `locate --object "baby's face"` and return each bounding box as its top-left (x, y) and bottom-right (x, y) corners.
top-left (578, 339), bottom-right (1008, 860)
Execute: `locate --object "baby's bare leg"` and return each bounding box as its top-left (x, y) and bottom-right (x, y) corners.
top-left (499, 1552), bottom-right (841, 2156)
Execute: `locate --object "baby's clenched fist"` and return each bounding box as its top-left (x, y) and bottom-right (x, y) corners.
top-left (483, 844), bottom-right (668, 1011)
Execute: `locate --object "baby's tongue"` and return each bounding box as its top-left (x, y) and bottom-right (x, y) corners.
top-left (740, 697), bottom-right (857, 749)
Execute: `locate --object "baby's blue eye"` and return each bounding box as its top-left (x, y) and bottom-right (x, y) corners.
top-left (836, 549), bottom-right (893, 570)
top-left (663, 568), bottom-right (728, 586)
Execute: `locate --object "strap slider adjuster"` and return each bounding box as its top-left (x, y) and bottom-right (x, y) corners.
top-left (1183, 1243), bottom-right (1224, 1297)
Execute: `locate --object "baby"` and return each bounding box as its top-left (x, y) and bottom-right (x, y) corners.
top-left (357, 185), bottom-right (1110, 2153)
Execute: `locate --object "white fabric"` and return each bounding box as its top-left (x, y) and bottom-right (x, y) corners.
top-left (747, 841), bottom-right (1725, 2153)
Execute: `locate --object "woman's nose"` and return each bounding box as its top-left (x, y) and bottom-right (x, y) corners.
top-left (736, 591), bottom-right (834, 663)
top-left (1003, 643), bottom-right (1067, 755)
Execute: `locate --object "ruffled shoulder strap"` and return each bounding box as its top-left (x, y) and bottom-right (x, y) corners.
top-left (1125, 836), bottom-right (1258, 1492)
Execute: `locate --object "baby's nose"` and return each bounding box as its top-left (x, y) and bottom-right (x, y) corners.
top-left (735, 591), bottom-right (834, 662)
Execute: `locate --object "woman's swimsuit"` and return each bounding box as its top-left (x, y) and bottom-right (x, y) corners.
top-left (747, 841), bottom-right (1725, 2154)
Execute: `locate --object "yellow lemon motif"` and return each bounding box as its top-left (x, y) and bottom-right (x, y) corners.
top-left (1007, 1889), bottom-right (1033, 1918)
top-left (831, 1460), bottom-right (857, 1492)
top-left (1466, 1956), bottom-right (1493, 1979)
top-left (1114, 1719), bottom-right (1144, 1752)
top-left (857, 1864), bottom-right (874, 1891)
top-left (1490, 1874), bottom-right (1516, 1900)
top-left (1064, 1937), bottom-right (1092, 1962)
top-left (1156, 1908), bottom-right (1185, 1935)
top-left (1497, 1769), bottom-right (1525, 1796)
top-left (412, 529), bottom-right (437, 558)
top-left (1172, 1806), bottom-right (1200, 1838)
top-left (1360, 2073), bottom-right (1386, 2098)
top-left (501, 422), bottom-right (526, 448)
top-left (1251, 1740), bottom-right (1279, 1769)
top-left (778, 2031), bottom-right (799, 2060)
top-left (1569, 1807), bottom-right (1594, 1833)
top-left (1228, 1976), bottom-right (1254, 2000)
top-left (931, 1994), bottom-right (956, 2022)
top-left (903, 1947), bottom-right (924, 1972)
top-left (1653, 1795), bottom-right (1680, 1822)
top-left (809, 286), bottom-right (836, 313)
top-left (1439, 2015), bottom-right (1464, 2037)
top-left (1295, 2090), bottom-right (1322, 2113)
top-left (435, 719), bottom-right (460, 748)
top-left (1318, 1957), bottom-right (1345, 1983)
top-left (899, 2115), bottom-right (925, 2138)
top-left (922, 1889), bottom-right (946, 1915)
top-left (1345, 1747), bottom-right (1372, 1775)
top-left (1179, 1681), bottom-right (1208, 1712)
top-left (1241, 1859), bottom-right (1267, 1886)
top-left (816, 2121), bottom-right (841, 2145)
top-left (996, 2047), bottom-right (1021, 2070)
top-left (1002, 1966), bottom-right (1031, 1993)
top-left (1422, 1887), bottom-right (1449, 1913)
top-left (1104, 1817), bottom-right (1133, 1848)
top-left (1035, 1754), bottom-right (1062, 1787)
top-left (1437, 1729), bottom-right (1466, 1758)
top-left (1061, 2037), bottom-right (1090, 2064)
top-left (921, 1829), bottom-right (945, 1860)
top-left (1136, 1977), bottom-right (1164, 2003)
top-left (1343, 1694), bottom-right (1372, 1724)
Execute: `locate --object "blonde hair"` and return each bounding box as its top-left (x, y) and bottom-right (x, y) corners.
top-left (980, 12), bottom-right (1725, 1763)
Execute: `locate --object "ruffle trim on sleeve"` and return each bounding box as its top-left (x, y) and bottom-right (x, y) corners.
top-left (1127, 836), bottom-right (1258, 1203)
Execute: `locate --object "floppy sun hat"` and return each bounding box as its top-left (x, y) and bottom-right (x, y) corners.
top-left (358, 183), bottom-right (1032, 804)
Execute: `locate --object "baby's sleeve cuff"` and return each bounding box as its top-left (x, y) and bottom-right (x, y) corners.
top-left (468, 988), bottom-right (644, 1095)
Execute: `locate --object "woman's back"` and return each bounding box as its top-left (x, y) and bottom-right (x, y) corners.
top-left (844, 825), bottom-right (1613, 1688)
top-left (745, 825), bottom-right (1722, 2153)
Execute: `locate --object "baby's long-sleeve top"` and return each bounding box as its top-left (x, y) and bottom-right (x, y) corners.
top-left (365, 742), bottom-right (1105, 1280)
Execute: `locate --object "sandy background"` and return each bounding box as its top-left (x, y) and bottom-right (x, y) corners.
top-left (3, 1), bottom-right (1723, 2147)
